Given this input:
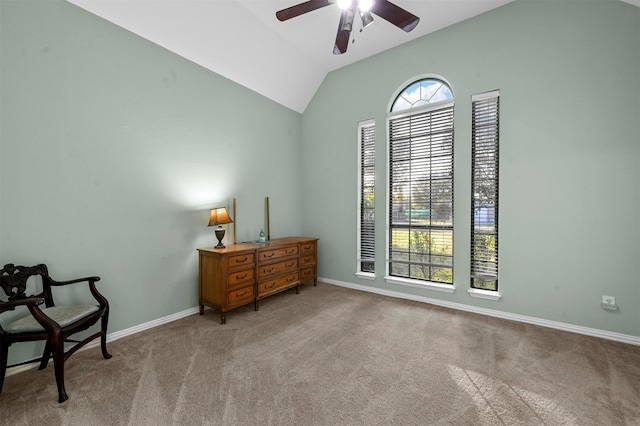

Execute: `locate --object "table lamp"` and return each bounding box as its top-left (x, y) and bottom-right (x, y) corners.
top-left (208, 207), bottom-right (233, 248)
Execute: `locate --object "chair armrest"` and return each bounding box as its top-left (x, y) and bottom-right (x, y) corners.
top-left (47, 276), bottom-right (101, 287)
top-left (45, 275), bottom-right (108, 310)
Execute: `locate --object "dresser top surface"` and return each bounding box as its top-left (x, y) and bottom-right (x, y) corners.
top-left (198, 236), bottom-right (317, 255)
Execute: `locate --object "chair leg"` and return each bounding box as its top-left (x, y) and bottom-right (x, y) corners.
top-left (100, 315), bottom-right (112, 359)
top-left (50, 336), bottom-right (68, 403)
top-left (39, 340), bottom-right (52, 370)
top-left (0, 339), bottom-right (8, 395)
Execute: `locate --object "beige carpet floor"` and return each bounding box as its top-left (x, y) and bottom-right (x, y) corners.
top-left (1, 282), bottom-right (639, 425)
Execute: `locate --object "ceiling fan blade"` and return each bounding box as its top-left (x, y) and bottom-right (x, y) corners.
top-left (370, 0), bottom-right (420, 32)
top-left (333, 9), bottom-right (351, 55)
top-left (276, 0), bottom-right (332, 22)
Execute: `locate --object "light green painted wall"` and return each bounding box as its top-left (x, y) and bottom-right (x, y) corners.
top-left (301, 0), bottom-right (640, 336)
top-left (0, 0), bottom-right (302, 363)
top-left (1, 0), bottom-right (638, 370)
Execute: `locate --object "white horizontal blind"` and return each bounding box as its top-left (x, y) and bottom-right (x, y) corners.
top-left (471, 91), bottom-right (499, 290)
top-left (388, 103), bottom-right (454, 284)
top-left (359, 121), bottom-right (375, 273)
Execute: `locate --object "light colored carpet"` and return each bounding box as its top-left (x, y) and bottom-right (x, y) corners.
top-left (1, 282), bottom-right (639, 425)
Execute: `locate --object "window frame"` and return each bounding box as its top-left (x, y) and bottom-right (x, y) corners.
top-left (356, 119), bottom-right (376, 279)
top-left (469, 90), bottom-right (501, 301)
top-left (384, 77), bottom-right (455, 293)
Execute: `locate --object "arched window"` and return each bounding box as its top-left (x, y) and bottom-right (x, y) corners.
top-left (387, 77), bottom-right (455, 288)
top-left (391, 78), bottom-right (453, 112)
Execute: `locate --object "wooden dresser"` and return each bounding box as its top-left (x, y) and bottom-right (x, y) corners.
top-left (197, 237), bottom-right (318, 324)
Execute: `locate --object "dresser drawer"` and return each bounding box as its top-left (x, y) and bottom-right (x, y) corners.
top-left (227, 285), bottom-right (254, 305)
top-left (300, 254), bottom-right (316, 267)
top-left (258, 258), bottom-right (298, 279)
top-left (227, 268), bottom-right (255, 288)
top-left (300, 241), bottom-right (316, 255)
top-left (258, 245), bottom-right (299, 262)
top-left (228, 253), bottom-right (255, 269)
top-left (300, 266), bottom-right (316, 283)
top-left (258, 272), bottom-right (299, 296)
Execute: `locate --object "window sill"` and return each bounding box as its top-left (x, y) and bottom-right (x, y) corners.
top-left (355, 271), bottom-right (376, 281)
top-left (468, 288), bottom-right (502, 301)
top-left (384, 276), bottom-right (455, 293)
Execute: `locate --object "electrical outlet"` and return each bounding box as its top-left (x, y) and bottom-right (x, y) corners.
top-left (602, 295), bottom-right (616, 305)
top-left (602, 295), bottom-right (618, 311)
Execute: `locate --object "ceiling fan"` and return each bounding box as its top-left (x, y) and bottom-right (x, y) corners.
top-left (276, 0), bottom-right (420, 55)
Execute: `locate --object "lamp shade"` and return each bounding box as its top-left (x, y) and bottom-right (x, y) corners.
top-left (208, 207), bottom-right (233, 227)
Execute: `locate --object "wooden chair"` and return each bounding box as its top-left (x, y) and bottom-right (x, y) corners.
top-left (0, 263), bottom-right (111, 402)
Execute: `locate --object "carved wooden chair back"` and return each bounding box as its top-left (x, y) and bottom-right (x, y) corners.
top-left (0, 264), bottom-right (47, 303)
top-left (0, 263), bottom-right (111, 402)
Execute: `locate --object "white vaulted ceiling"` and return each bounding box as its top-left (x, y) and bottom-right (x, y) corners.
top-left (65, 0), bottom-right (514, 112)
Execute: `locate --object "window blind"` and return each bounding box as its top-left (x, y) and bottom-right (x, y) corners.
top-left (388, 103), bottom-right (454, 284)
top-left (359, 121), bottom-right (375, 273)
top-left (471, 91), bottom-right (499, 290)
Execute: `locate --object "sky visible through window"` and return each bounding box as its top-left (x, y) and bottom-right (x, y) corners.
top-left (392, 80), bottom-right (453, 112)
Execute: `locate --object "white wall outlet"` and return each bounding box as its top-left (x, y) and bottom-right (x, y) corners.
top-left (602, 295), bottom-right (618, 311)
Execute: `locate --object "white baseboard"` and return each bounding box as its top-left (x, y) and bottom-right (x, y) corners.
top-left (106, 307), bottom-right (200, 343)
top-left (321, 277), bottom-right (640, 346)
top-left (7, 280), bottom-right (638, 378)
top-left (5, 306), bottom-right (200, 377)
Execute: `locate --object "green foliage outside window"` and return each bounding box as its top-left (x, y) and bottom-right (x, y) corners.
top-left (390, 228), bottom-right (453, 284)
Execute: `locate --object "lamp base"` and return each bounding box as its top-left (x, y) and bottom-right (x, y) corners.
top-left (215, 226), bottom-right (226, 248)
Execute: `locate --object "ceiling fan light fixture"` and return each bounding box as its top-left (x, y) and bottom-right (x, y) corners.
top-left (341, 6), bottom-right (356, 32)
top-left (359, 10), bottom-right (374, 28)
top-left (358, 0), bottom-right (374, 12)
top-left (337, 0), bottom-right (352, 10)
top-left (277, 0), bottom-right (419, 55)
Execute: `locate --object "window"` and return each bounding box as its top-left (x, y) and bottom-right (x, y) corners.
top-left (388, 78), bottom-right (454, 286)
top-left (391, 79), bottom-right (454, 113)
top-left (471, 90), bottom-right (499, 291)
top-left (358, 120), bottom-right (376, 276)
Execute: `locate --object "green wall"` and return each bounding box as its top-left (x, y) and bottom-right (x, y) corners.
top-left (301, 0), bottom-right (640, 337)
top-left (0, 0), bottom-right (302, 363)
top-left (1, 0), bottom-right (639, 369)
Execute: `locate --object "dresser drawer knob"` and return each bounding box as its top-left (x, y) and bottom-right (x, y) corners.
top-left (235, 257), bottom-right (248, 263)
top-left (265, 252), bottom-right (275, 258)
top-left (236, 290), bottom-right (247, 297)
top-left (236, 273), bottom-right (247, 280)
